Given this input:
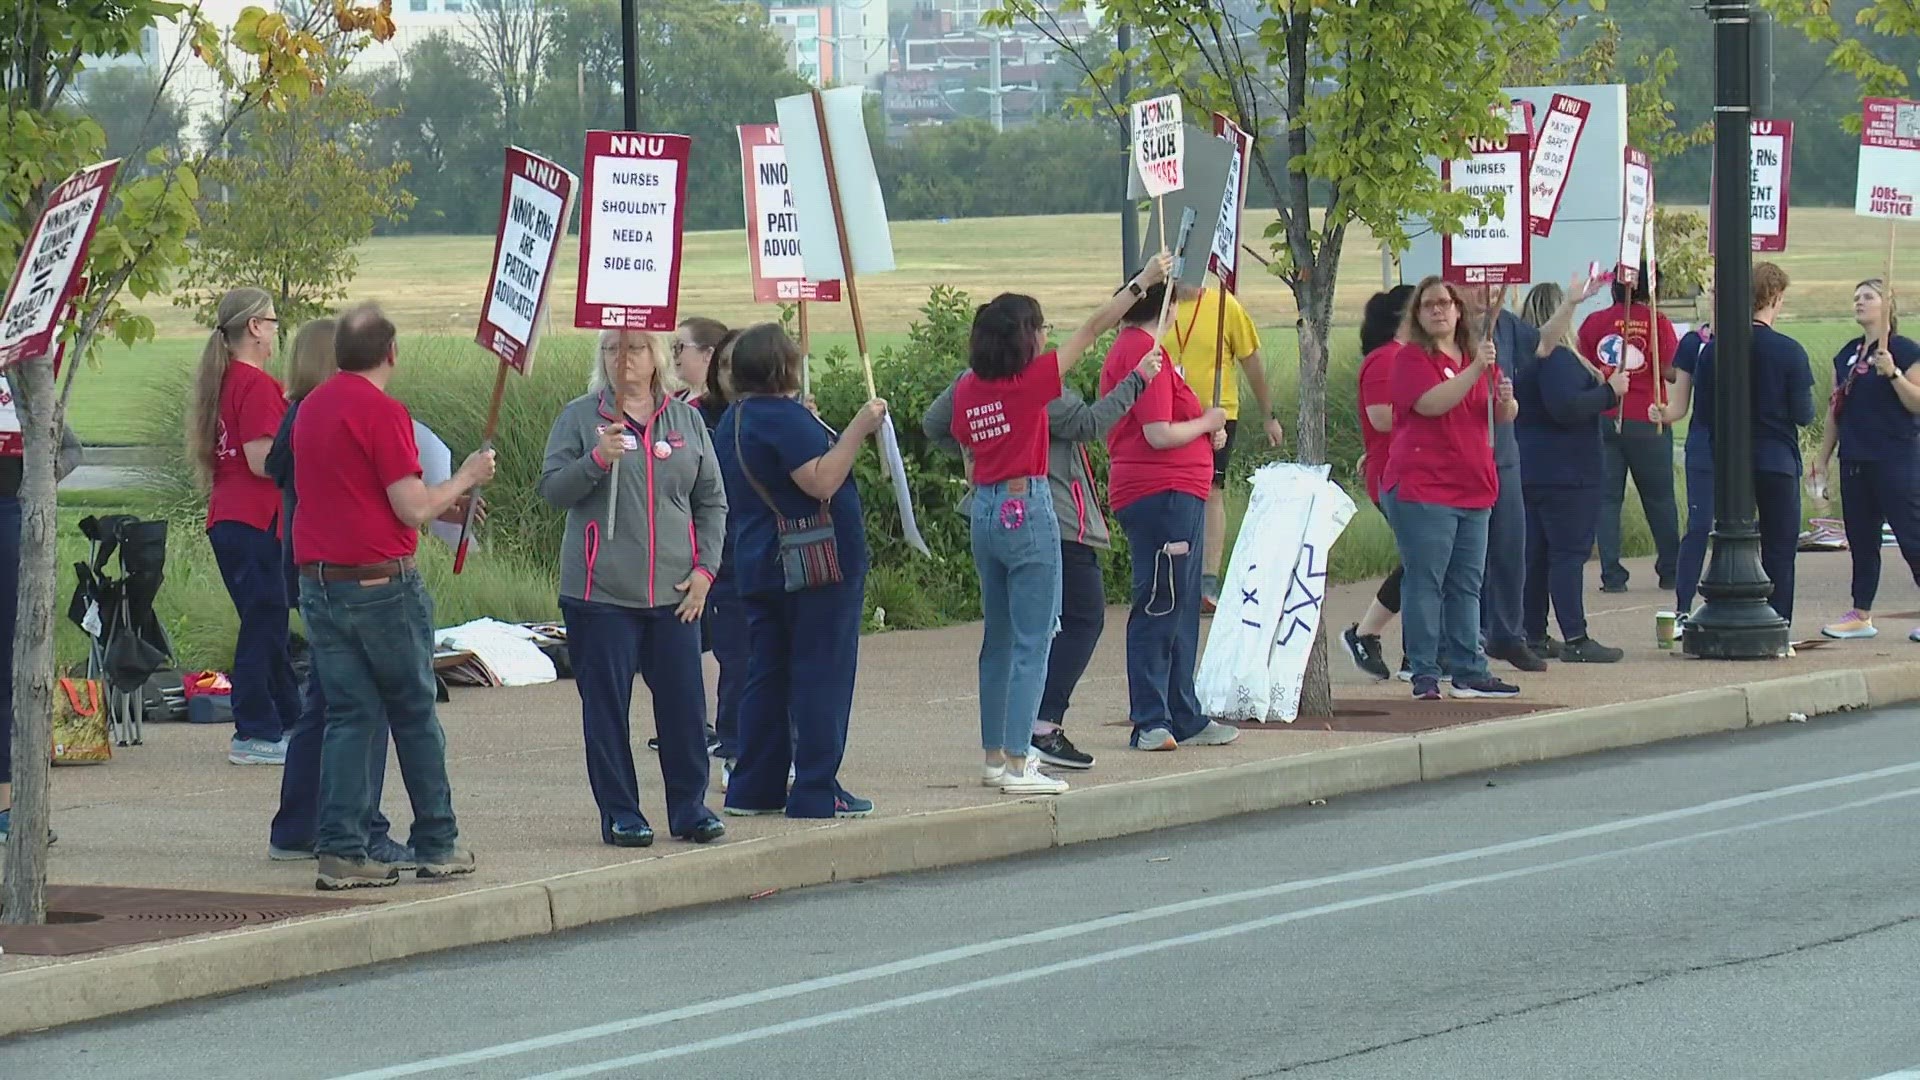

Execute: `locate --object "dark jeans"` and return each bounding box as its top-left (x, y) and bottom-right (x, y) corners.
top-left (300, 570), bottom-right (459, 861)
top-left (724, 570), bottom-right (865, 820)
top-left (208, 521), bottom-right (300, 743)
top-left (1678, 463), bottom-right (1799, 625)
top-left (1037, 540), bottom-right (1106, 730)
top-left (1840, 457), bottom-right (1920, 611)
top-left (1479, 461), bottom-right (1526, 649)
top-left (1368, 500), bottom-right (1402, 615)
top-left (1599, 421), bottom-right (1681, 588)
top-left (706, 576), bottom-right (749, 760)
top-left (1384, 488), bottom-right (1492, 683)
top-left (0, 496), bottom-right (16, 785)
top-left (562, 597), bottom-right (713, 838)
top-left (1524, 485), bottom-right (1601, 642)
top-left (1678, 461), bottom-right (1713, 613)
top-left (270, 668), bottom-right (394, 851)
top-left (1114, 492), bottom-right (1208, 743)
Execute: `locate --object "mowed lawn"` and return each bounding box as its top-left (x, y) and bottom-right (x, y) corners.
top-left (70, 205), bottom-right (1910, 445)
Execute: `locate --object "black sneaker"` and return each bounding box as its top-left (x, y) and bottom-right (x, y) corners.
top-left (1032, 730), bottom-right (1094, 769)
top-left (1411, 674), bottom-right (1442, 701)
top-left (1395, 659), bottom-right (1413, 683)
top-left (1657, 574), bottom-right (1676, 591)
top-left (1600, 581), bottom-right (1629, 594)
top-left (1526, 636), bottom-right (1562, 660)
top-left (1486, 642), bottom-right (1547, 672)
top-left (647, 727), bottom-right (722, 754)
top-left (1449, 674), bottom-right (1521, 699)
top-left (1341, 623), bottom-right (1391, 680)
top-left (1560, 636), bottom-right (1625, 663)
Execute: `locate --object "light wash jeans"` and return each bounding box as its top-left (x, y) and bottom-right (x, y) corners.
top-left (970, 479), bottom-right (1062, 755)
top-left (1382, 488), bottom-right (1492, 683)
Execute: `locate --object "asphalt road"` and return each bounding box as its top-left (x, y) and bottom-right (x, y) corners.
top-left (6, 709), bottom-right (1920, 1080)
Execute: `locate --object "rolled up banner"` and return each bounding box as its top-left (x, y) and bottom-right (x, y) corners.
top-left (878, 412), bottom-right (928, 556)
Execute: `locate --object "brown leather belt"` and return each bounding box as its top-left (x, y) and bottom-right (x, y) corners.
top-left (299, 557), bottom-right (414, 582)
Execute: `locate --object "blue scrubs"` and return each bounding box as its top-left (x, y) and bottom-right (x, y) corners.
top-left (1830, 333), bottom-right (1920, 611)
top-left (1514, 346), bottom-right (1615, 641)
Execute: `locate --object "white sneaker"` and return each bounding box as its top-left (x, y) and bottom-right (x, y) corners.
top-left (981, 762), bottom-right (1007, 787)
top-left (1000, 757), bottom-right (1068, 795)
top-left (1179, 720), bottom-right (1242, 746)
top-left (718, 759), bottom-right (734, 793)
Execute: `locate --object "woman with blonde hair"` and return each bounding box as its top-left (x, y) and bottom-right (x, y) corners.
top-left (1513, 282), bottom-right (1625, 663)
top-left (188, 287), bottom-right (300, 766)
top-left (540, 328), bottom-right (728, 846)
top-left (262, 318), bottom-right (412, 866)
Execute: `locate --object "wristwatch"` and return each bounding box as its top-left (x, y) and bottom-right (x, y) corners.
top-left (1126, 280), bottom-right (1145, 298)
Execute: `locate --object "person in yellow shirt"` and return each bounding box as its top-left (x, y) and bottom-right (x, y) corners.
top-left (1161, 284), bottom-right (1284, 610)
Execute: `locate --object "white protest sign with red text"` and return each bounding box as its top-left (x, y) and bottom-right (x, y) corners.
top-left (1207, 112), bottom-right (1253, 292)
top-left (477, 147), bottom-right (576, 371)
top-left (0, 159), bottom-right (119, 371)
top-left (1617, 147), bottom-right (1651, 285)
top-left (575, 131), bottom-right (691, 331)
top-left (1132, 95), bottom-right (1185, 198)
top-left (1441, 127), bottom-right (1532, 287)
top-left (1856, 97), bottom-right (1920, 221)
top-left (1526, 94), bottom-right (1590, 237)
top-left (1712, 119), bottom-right (1793, 253)
top-left (737, 124), bottom-right (842, 303)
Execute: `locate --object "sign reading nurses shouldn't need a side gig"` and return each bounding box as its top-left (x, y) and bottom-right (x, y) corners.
top-left (575, 131), bottom-right (691, 331)
top-left (1441, 122), bottom-right (1532, 287)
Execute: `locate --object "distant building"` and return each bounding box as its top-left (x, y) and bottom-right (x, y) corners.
top-left (764, 0), bottom-right (889, 87)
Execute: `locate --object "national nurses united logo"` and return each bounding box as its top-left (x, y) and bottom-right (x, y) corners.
top-left (1597, 333), bottom-right (1645, 373)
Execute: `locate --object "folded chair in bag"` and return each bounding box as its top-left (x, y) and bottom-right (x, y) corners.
top-left (65, 514), bottom-right (175, 746)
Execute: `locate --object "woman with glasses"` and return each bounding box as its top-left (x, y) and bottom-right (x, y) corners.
top-left (186, 286), bottom-right (301, 766)
top-left (1808, 279), bottom-right (1920, 640)
top-left (539, 329), bottom-right (728, 847)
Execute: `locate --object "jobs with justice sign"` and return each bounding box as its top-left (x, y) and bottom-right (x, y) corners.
top-left (1441, 128), bottom-right (1532, 287)
top-left (1132, 95), bottom-right (1185, 198)
top-left (0, 159), bottom-right (120, 371)
top-left (575, 131), bottom-right (691, 331)
top-left (1526, 93), bottom-right (1591, 237)
top-left (477, 147), bottom-right (577, 371)
top-left (1856, 97), bottom-right (1920, 220)
top-left (737, 124), bottom-right (842, 303)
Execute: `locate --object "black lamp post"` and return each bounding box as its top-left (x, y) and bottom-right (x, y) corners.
top-left (1687, 0), bottom-right (1789, 659)
top-left (620, 0), bottom-right (638, 131)
top-left (1117, 20), bottom-right (1139, 278)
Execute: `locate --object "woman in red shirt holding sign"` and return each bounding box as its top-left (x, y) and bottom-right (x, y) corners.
top-left (951, 254), bottom-right (1170, 796)
top-left (186, 286), bottom-right (301, 767)
top-left (1384, 277), bottom-right (1520, 701)
top-left (1578, 269), bottom-right (1681, 595)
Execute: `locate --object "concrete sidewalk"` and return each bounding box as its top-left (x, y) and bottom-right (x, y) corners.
top-left (1, 543), bottom-right (1914, 1010)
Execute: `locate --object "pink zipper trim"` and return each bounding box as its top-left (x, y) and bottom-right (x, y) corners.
top-left (638, 398), bottom-right (672, 607)
top-left (1069, 479), bottom-right (1087, 543)
top-left (582, 521), bottom-right (600, 602)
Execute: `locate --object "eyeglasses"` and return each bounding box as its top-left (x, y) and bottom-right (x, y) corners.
top-left (1420, 297), bottom-right (1458, 312)
top-left (600, 343), bottom-right (651, 357)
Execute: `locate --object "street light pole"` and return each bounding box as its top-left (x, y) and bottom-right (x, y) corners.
top-left (620, 0), bottom-right (638, 131)
top-left (1116, 21), bottom-right (1138, 278)
top-left (1688, 0), bottom-right (1789, 659)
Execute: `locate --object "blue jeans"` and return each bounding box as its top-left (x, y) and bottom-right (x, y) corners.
top-left (1385, 488), bottom-right (1492, 682)
top-left (1037, 539), bottom-right (1105, 730)
top-left (270, 668), bottom-right (394, 851)
top-left (1114, 491), bottom-right (1209, 742)
top-left (561, 597), bottom-right (714, 838)
top-left (1479, 462), bottom-right (1526, 650)
top-left (969, 480), bottom-right (1062, 755)
top-left (706, 574), bottom-right (749, 760)
top-left (300, 570), bottom-right (459, 861)
top-left (208, 521), bottom-right (301, 743)
top-left (0, 496), bottom-right (16, 785)
top-left (1523, 485), bottom-right (1601, 641)
top-left (724, 570), bottom-right (866, 819)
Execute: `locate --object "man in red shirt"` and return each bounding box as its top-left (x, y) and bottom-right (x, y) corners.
top-left (292, 303), bottom-right (495, 891)
top-left (1577, 271), bottom-right (1681, 594)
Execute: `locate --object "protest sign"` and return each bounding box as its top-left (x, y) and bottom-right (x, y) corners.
top-left (1617, 147), bottom-right (1651, 285)
top-left (476, 147), bottom-right (576, 371)
top-left (1855, 97), bottom-right (1919, 221)
top-left (575, 131), bottom-right (691, 331)
top-left (1441, 129), bottom-right (1531, 287)
top-left (0, 159), bottom-right (119, 371)
top-left (1208, 113), bottom-right (1253, 292)
top-left (1131, 95), bottom-right (1185, 199)
top-left (776, 87), bottom-right (895, 283)
top-left (1526, 93), bottom-right (1591, 236)
top-left (1712, 119), bottom-right (1793, 253)
top-left (737, 124), bottom-right (842, 303)
top-left (1140, 132), bottom-right (1235, 290)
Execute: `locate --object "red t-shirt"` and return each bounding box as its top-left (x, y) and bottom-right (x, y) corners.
top-left (1578, 303), bottom-right (1679, 420)
top-left (950, 352), bottom-right (1063, 485)
top-left (1357, 343), bottom-right (1397, 505)
top-left (291, 372), bottom-right (423, 566)
top-left (1101, 327), bottom-right (1212, 512)
top-left (1383, 342), bottom-right (1497, 510)
top-left (207, 361), bottom-right (289, 532)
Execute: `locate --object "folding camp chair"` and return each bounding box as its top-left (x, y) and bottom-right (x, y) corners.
top-left (66, 514), bottom-right (174, 746)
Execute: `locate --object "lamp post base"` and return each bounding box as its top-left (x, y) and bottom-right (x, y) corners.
top-left (1684, 613), bottom-right (1790, 659)
top-left (1685, 530), bottom-right (1790, 659)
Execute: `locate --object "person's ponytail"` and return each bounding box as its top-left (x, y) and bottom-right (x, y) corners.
top-left (185, 287), bottom-right (274, 488)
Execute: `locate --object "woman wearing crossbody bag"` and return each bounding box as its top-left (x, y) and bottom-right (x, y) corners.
top-left (714, 324), bottom-right (886, 820)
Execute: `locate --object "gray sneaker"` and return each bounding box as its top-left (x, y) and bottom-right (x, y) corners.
top-left (229, 737), bottom-right (289, 766)
top-left (416, 847), bottom-right (476, 880)
top-left (1180, 720), bottom-right (1242, 746)
top-left (1133, 726), bottom-right (1178, 751)
top-left (316, 854), bottom-right (399, 891)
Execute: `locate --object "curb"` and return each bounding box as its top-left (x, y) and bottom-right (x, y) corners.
top-left (0, 662), bottom-right (1903, 1038)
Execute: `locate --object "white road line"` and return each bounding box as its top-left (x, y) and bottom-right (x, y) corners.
top-left (325, 759), bottom-right (1920, 1080)
top-left (520, 784), bottom-right (1920, 1079)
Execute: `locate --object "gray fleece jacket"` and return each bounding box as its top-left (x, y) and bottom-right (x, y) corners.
top-left (539, 389), bottom-right (727, 609)
top-left (922, 371), bottom-right (1146, 549)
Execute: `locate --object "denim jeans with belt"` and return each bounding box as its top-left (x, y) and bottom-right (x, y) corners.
top-left (969, 479), bottom-right (1061, 756)
top-left (209, 520), bottom-right (302, 743)
top-left (1114, 490), bottom-right (1209, 742)
top-left (1383, 488), bottom-right (1492, 682)
top-left (299, 569), bottom-right (459, 861)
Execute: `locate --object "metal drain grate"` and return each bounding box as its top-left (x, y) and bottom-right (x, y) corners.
top-left (0, 886), bottom-right (375, 957)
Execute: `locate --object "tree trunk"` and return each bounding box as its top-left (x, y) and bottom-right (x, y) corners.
top-left (1293, 297), bottom-right (1335, 720)
top-left (2, 354), bottom-right (61, 925)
